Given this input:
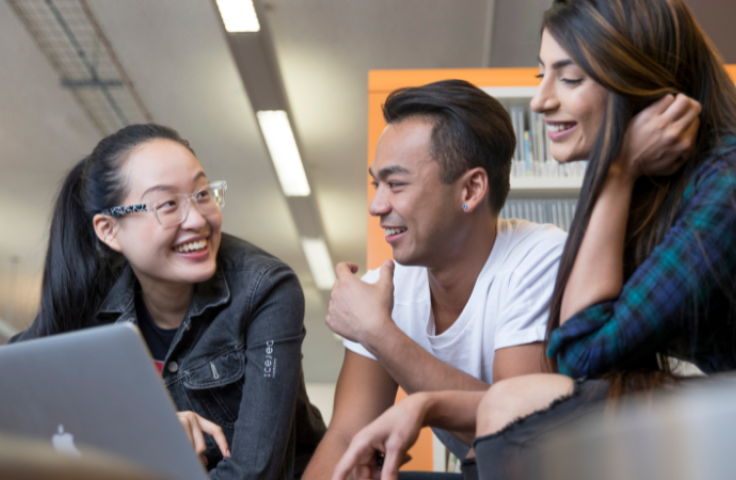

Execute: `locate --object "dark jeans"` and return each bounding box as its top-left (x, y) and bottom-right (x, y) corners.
top-left (464, 379), bottom-right (610, 480)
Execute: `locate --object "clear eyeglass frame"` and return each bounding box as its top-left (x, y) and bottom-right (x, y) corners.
top-left (99, 181), bottom-right (227, 227)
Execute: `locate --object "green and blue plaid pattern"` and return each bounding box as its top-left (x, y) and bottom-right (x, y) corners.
top-left (548, 140), bottom-right (736, 379)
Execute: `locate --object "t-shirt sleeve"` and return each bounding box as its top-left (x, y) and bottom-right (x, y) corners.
top-left (342, 269), bottom-right (381, 361)
top-left (494, 227), bottom-right (566, 350)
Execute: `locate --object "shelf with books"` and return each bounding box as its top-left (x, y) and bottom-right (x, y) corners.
top-left (500, 198), bottom-right (578, 231)
top-left (509, 176), bottom-right (583, 191)
top-left (494, 88), bottom-right (587, 187)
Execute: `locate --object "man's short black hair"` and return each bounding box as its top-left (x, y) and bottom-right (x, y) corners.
top-left (382, 79), bottom-right (516, 214)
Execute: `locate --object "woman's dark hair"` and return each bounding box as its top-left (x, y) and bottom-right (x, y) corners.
top-left (31, 124), bottom-right (193, 337)
top-left (382, 79), bottom-right (517, 214)
top-left (543, 0), bottom-right (736, 365)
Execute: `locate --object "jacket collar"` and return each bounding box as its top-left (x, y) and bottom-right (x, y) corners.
top-left (97, 263), bottom-right (231, 323)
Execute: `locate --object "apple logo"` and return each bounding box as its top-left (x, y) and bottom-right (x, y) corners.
top-left (52, 424), bottom-right (81, 457)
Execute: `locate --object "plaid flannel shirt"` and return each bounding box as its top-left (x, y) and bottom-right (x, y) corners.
top-left (548, 138), bottom-right (736, 379)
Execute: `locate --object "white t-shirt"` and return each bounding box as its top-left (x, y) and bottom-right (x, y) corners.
top-left (343, 218), bottom-right (566, 455)
top-left (344, 218), bottom-right (566, 379)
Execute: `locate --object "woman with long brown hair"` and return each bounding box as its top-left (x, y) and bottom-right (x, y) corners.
top-left (330, 0), bottom-right (736, 479)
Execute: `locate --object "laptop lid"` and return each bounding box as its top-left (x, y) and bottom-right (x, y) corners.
top-left (0, 323), bottom-right (208, 480)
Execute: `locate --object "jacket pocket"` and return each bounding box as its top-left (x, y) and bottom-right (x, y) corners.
top-left (182, 349), bottom-right (245, 428)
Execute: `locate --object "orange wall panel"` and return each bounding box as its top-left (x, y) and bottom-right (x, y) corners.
top-left (367, 92), bottom-right (394, 270)
top-left (394, 388), bottom-right (435, 472)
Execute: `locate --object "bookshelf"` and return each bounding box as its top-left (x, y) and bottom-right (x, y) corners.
top-left (510, 176), bottom-right (582, 191)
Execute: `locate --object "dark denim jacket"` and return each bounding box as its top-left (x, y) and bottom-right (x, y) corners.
top-left (13, 233), bottom-right (325, 479)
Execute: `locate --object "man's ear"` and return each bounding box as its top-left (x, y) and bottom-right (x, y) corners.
top-left (460, 167), bottom-right (489, 213)
top-left (93, 214), bottom-right (123, 253)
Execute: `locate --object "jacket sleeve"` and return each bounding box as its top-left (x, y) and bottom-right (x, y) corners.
top-left (209, 261), bottom-right (307, 480)
top-left (547, 157), bottom-right (736, 378)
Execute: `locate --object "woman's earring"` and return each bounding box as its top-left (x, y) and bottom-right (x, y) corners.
top-left (462, 204), bottom-right (468, 211)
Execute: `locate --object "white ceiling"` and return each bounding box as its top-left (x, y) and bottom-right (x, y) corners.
top-left (0, 0), bottom-right (733, 380)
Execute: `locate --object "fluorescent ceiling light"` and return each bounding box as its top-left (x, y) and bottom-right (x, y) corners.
top-left (257, 110), bottom-right (311, 197)
top-left (301, 237), bottom-right (336, 290)
top-left (215, 0), bottom-right (260, 33)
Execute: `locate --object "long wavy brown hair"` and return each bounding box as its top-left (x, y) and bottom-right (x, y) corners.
top-left (542, 0), bottom-right (736, 377)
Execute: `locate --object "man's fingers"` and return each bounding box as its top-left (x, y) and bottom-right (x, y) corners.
top-left (333, 440), bottom-right (370, 480)
top-left (353, 465), bottom-right (374, 480)
top-left (380, 448), bottom-right (402, 480)
top-left (379, 260), bottom-right (395, 288)
top-left (332, 451), bottom-right (357, 480)
top-left (335, 262), bottom-right (358, 280)
top-left (193, 414), bottom-right (230, 458)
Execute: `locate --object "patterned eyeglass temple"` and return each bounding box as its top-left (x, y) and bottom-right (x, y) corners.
top-left (100, 204), bottom-right (148, 217)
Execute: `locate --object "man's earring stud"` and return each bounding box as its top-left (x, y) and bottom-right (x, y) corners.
top-left (462, 204), bottom-right (468, 211)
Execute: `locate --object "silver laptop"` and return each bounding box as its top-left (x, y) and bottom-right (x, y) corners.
top-left (0, 323), bottom-right (209, 480)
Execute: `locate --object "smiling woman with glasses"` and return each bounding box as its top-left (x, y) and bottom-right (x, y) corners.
top-left (11, 124), bottom-right (325, 479)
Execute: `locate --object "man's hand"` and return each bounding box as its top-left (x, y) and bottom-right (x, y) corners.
top-left (615, 93), bottom-right (701, 181)
top-left (326, 260), bottom-right (396, 345)
top-left (332, 394), bottom-right (424, 480)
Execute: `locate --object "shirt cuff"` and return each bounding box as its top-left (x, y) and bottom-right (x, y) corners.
top-left (494, 324), bottom-right (548, 351)
top-left (342, 337), bottom-right (377, 361)
top-left (547, 300), bottom-right (616, 371)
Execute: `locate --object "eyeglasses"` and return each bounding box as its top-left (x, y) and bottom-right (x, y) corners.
top-left (100, 181), bottom-right (227, 227)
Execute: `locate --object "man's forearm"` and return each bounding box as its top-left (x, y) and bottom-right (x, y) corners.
top-left (420, 390), bottom-right (485, 445)
top-left (364, 322), bottom-right (488, 394)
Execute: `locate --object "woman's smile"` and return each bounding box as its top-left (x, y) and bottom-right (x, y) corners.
top-left (546, 121), bottom-right (578, 141)
top-left (172, 236), bottom-right (210, 259)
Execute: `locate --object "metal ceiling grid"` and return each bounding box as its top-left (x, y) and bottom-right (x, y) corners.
top-left (7, 0), bottom-right (152, 135)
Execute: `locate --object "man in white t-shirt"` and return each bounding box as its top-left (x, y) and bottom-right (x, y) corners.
top-left (303, 80), bottom-right (566, 478)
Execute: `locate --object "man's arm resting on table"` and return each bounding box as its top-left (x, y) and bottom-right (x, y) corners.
top-left (364, 322), bottom-right (548, 394)
top-left (302, 350), bottom-right (398, 480)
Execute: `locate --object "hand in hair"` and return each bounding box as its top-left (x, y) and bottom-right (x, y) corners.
top-left (326, 260), bottom-right (396, 345)
top-left (176, 411), bottom-right (230, 466)
top-left (615, 93), bottom-right (701, 180)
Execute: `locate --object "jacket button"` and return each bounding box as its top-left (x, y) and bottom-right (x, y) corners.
top-left (167, 362), bottom-right (179, 373)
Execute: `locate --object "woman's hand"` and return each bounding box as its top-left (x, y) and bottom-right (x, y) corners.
top-left (332, 395), bottom-right (426, 480)
top-left (177, 411), bottom-right (231, 466)
top-left (616, 93), bottom-right (701, 181)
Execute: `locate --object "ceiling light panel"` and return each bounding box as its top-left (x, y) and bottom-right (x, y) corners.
top-left (7, 0), bottom-right (152, 135)
top-left (300, 238), bottom-right (336, 290)
top-left (257, 110), bottom-right (311, 197)
top-left (215, 0), bottom-right (260, 33)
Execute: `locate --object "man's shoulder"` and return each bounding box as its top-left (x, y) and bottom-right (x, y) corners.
top-left (498, 218), bottom-right (567, 261)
